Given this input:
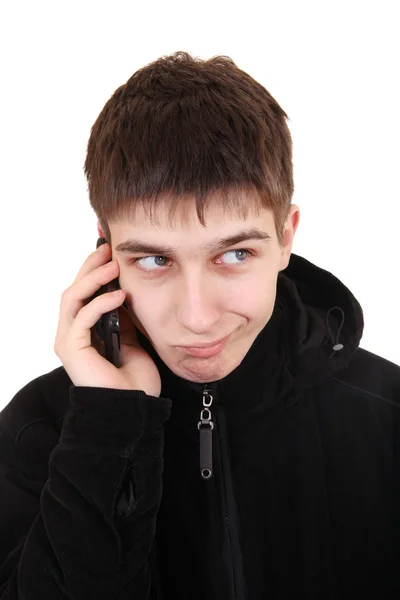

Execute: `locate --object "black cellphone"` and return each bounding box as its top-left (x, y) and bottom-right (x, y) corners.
top-left (90, 237), bottom-right (123, 367)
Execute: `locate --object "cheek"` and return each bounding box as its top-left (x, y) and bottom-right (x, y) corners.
top-left (124, 276), bottom-right (275, 314)
top-left (126, 291), bottom-right (159, 319)
top-left (125, 289), bottom-right (175, 335)
top-left (228, 278), bottom-right (276, 313)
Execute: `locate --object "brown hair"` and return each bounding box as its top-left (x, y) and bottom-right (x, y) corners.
top-left (84, 51), bottom-right (294, 247)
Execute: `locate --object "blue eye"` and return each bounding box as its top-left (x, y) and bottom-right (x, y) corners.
top-left (131, 248), bottom-right (254, 272)
top-left (220, 249), bottom-right (251, 264)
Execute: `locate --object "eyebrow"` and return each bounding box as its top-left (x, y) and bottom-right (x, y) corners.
top-left (115, 227), bottom-right (272, 256)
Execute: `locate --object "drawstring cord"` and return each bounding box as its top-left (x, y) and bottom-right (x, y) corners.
top-left (15, 416), bottom-right (64, 445)
top-left (326, 306), bottom-right (345, 359)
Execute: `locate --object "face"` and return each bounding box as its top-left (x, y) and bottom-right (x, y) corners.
top-left (98, 197), bottom-right (300, 384)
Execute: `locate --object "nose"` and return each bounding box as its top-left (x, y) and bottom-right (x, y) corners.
top-left (175, 275), bottom-right (221, 334)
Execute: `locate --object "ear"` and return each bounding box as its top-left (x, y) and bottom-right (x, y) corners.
top-left (97, 221), bottom-right (105, 239)
top-left (279, 205), bottom-right (300, 271)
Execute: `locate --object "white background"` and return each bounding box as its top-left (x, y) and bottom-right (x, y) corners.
top-left (1, 1), bottom-right (399, 406)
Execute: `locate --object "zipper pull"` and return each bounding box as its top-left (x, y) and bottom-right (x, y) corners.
top-left (197, 384), bottom-right (214, 479)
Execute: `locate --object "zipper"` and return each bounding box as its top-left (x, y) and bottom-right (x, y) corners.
top-left (216, 406), bottom-right (247, 599)
top-left (149, 539), bottom-right (163, 600)
top-left (198, 383), bottom-right (246, 599)
top-left (198, 384), bottom-right (214, 479)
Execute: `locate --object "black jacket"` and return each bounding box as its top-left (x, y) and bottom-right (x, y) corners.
top-left (1, 252), bottom-right (400, 599)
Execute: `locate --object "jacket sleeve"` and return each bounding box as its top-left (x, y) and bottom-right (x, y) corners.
top-left (0, 384), bottom-right (172, 599)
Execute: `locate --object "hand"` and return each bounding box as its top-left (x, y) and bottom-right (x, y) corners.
top-left (53, 242), bottom-right (161, 396)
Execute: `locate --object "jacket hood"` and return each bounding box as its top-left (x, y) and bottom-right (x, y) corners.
top-left (136, 252), bottom-right (365, 412)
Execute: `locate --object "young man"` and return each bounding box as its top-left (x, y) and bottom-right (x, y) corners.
top-left (0, 51), bottom-right (399, 599)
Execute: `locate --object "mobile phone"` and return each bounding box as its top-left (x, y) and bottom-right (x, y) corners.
top-left (90, 237), bottom-right (122, 367)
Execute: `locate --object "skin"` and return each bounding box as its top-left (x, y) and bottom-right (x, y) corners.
top-left (97, 196), bottom-right (300, 384)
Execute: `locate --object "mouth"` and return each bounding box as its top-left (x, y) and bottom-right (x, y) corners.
top-left (176, 335), bottom-right (229, 358)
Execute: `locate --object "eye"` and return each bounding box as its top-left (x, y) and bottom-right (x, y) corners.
top-left (130, 248), bottom-right (254, 272)
top-left (217, 249), bottom-right (252, 265)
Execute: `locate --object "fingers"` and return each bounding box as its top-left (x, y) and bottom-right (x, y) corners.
top-left (73, 242), bottom-right (112, 285)
top-left (55, 257), bottom-right (123, 346)
top-left (69, 286), bottom-right (125, 347)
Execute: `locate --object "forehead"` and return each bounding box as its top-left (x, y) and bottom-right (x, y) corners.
top-left (112, 192), bottom-right (273, 234)
top-left (111, 197), bottom-right (275, 259)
